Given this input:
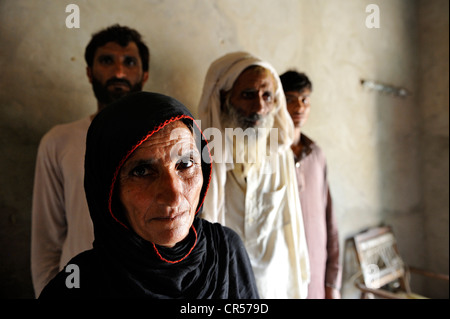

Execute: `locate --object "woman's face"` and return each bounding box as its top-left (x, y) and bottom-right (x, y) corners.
top-left (118, 120), bottom-right (203, 247)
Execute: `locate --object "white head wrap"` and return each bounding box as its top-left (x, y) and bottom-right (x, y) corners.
top-left (198, 51), bottom-right (294, 146)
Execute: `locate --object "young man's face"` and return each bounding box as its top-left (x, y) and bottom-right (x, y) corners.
top-left (87, 41), bottom-right (149, 106)
top-left (285, 88), bottom-right (311, 128)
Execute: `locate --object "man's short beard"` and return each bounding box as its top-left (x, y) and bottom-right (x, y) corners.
top-left (91, 77), bottom-right (144, 105)
top-left (222, 95), bottom-right (276, 165)
top-left (222, 95), bottom-right (275, 135)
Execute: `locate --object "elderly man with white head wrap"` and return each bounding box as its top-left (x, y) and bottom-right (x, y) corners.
top-left (197, 51), bottom-right (310, 299)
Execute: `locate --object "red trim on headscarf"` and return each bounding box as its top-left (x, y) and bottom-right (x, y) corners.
top-left (107, 114), bottom-right (211, 264)
top-left (152, 225), bottom-right (198, 264)
top-left (193, 118), bottom-right (212, 216)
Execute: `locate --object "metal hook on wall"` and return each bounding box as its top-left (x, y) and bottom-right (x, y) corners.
top-left (360, 79), bottom-right (411, 98)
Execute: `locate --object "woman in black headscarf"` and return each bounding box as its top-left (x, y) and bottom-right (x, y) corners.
top-left (39, 92), bottom-right (259, 299)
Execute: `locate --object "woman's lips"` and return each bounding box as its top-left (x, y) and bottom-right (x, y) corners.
top-left (151, 210), bottom-right (188, 222)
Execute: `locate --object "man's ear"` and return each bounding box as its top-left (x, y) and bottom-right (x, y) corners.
top-left (86, 67), bottom-right (93, 84)
top-left (142, 71), bottom-right (149, 85)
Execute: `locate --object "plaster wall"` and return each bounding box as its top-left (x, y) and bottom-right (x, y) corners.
top-left (0, 0), bottom-right (448, 298)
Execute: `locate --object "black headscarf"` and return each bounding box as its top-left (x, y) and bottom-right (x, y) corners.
top-left (84, 91), bottom-right (211, 260)
top-left (39, 91), bottom-right (258, 299)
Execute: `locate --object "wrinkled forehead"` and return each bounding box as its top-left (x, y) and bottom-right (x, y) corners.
top-left (233, 65), bottom-right (276, 91)
top-left (137, 121), bottom-right (195, 152)
top-left (122, 120), bottom-right (201, 169)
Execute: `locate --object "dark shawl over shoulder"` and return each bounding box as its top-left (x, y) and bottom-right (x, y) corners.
top-left (39, 92), bottom-right (258, 299)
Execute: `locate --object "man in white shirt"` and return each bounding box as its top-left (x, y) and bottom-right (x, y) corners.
top-left (197, 51), bottom-right (310, 298)
top-left (31, 24), bottom-right (149, 297)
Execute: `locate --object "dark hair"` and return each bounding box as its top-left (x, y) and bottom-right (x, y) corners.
top-left (279, 70), bottom-right (312, 93)
top-left (84, 24), bottom-right (150, 72)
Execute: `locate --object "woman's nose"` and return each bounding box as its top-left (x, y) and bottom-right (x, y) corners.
top-left (156, 172), bottom-right (183, 207)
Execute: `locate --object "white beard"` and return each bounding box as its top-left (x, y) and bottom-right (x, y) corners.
top-left (222, 98), bottom-right (276, 172)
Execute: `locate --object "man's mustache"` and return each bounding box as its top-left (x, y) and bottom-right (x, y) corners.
top-left (243, 113), bottom-right (262, 123)
top-left (106, 78), bottom-right (132, 88)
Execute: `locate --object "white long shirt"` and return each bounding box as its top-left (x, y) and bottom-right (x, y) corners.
top-left (202, 148), bottom-right (310, 298)
top-left (31, 116), bottom-right (94, 297)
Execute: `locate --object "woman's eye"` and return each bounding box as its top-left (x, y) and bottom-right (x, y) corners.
top-left (177, 158), bottom-right (194, 170)
top-left (131, 165), bottom-right (150, 177)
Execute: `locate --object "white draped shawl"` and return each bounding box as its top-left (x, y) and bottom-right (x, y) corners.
top-left (197, 52), bottom-right (310, 298)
